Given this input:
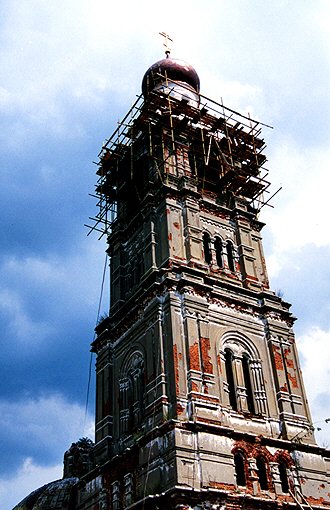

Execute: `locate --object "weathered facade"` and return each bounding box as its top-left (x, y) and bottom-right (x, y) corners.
top-left (14, 56), bottom-right (330, 510)
top-left (88, 56), bottom-right (330, 510)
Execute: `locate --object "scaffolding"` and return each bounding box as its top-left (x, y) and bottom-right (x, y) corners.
top-left (86, 76), bottom-right (277, 238)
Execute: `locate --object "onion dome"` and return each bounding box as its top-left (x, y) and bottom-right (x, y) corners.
top-left (142, 57), bottom-right (200, 98)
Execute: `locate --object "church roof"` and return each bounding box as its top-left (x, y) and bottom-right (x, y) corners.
top-left (12, 438), bottom-right (94, 510)
top-left (12, 477), bottom-right (79, 510)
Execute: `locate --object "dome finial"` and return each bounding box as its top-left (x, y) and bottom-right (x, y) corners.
top-left (159, 31), bottom-right (173, 58)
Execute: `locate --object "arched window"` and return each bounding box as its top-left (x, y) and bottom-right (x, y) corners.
top-left (214, 237), bottom-right (223, 268)
top-left (242, 354), bottom-right (255, 414)
top-left (203, 232), bottom-right (212, 264)
top-left (225, 348), bottom-right (237, 410)
top-left (256, 456), bottom-right (268, 490)
top-left (234, 452), bottom-right (246, 486)
top-left (119, 351), bottom-right (145, 434)
top-left (221, 333), bottom-right (268, 416)
top-left (226, 240), bottom-right (235, 272)
top-left (278, 461), bottom-right (289, 493)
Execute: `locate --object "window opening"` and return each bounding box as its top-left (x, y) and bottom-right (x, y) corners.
top-left (279, 461), bottom-right (289, 493)
top-left (226, 240), bottom-right (235, 271)
top-left (256, 456), bottom-right (268, 490)
top-left (134, 367), bottom-right (145, 425)
top-left (214, 237), bottom-right (223, 268)
top-left (203, 232), bottom-right (212, 264)
top-left (234, 452), bottom-right (246, 486)
top-left (242, 354), bottom-right (255, 414)
top-left (127, 374), bottom-right (134, 429)
top-left (111, 481), bottom-right (120, 510)
top-left (225, 348), bottom-right (237, 410)
top-left (119, 352), bottom-right (145, 434)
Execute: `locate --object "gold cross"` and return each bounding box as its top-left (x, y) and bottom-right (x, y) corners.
top-left (159, 31), bottom-right (173, 57)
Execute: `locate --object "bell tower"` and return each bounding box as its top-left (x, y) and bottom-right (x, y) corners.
top-left (87, 55), bottom-right (330, 510)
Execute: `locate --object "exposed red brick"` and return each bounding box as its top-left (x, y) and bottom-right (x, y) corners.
top-left (200, 337), bottom-right (213, 374)
top-left (233, 440), bottom-right (274, 464)
top-left (173, 344), bottom-right (179, 394)
top-left (277, 494), bottom-right (293, 502)
top-left (273, 450), bottom-right (294, 467)
top-left (284, 347), bottom-right (294, 368)
top-left (227, 272), bottom-right (239, 281)
top-left (197, 416), bottom-right (221, 426)
top-left (307, 496), bottom-right (330, 506)
top-left (191, 381), bottom-right (199, 392)
top-left (189, 342), bottom-right (201, 371)
top-left (173, 221), bottom-right (180, 229)
top-left (209, 481), bottom-right (236, 490)
top-left (246, 274), bottom-right (258, 281)
top-left (273, 345), bottom-right (284, 370)
top-left (189, 392), bottom-right (219, 403)
top-left (280, 383), bottom-right (288, 392)
top-left (287, 372), bottom-right (298, 388)
top-left (176, 403), bottom-right (184, 415)
top-left (168, 233), bottom-right (172, 241)
top-left (286, 358), bottom-right (294, 368)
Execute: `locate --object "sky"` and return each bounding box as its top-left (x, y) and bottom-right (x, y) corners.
top-left (1, 1), bottom-right (329, 508)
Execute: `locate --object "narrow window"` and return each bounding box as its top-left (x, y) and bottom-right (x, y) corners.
top-left (234, 452), bottom-right (246, 486)
top-left (225, 348), bottom-right (237, 410)
top-left (279, 461), bottom-right (289, 493)
top-left (120, 353), bottom-right (145, 434)
top-left (119, 378), bottom-right (130, 433)
top-left (203, 232), bottom-right (212, 264)
top-left (226, 240), bottom-right (235, 272)
top-left (214, 237), bottom-right (223, 268)
top-left (134, 368), bottom-right (145, 426)
top-left (256, 456), bottom-right (268, 490)
top-left (111, 481), bottom-right (121, 510)
top-left (127, 374), bottom-right (134, 430)
top-left (242, 354), bottom-right (255, 414)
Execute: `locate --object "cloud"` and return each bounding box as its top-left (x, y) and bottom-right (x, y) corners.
top-left (262, 141), bottom-right (330, 271)
top-left (0, 393), bottom-right (94, 508)
top-left (297, 326), bottom-right (330, 446)
top-left (0, 394), bottom-right (94, 478)
top-left (201, 71), bottom-right (263, 117)
top-left (0, 241), bottom-right (106, 348)
top-left (0, 458), bottom-right (62, 510)
top-left (266, 244), bottom-right (330, 331)
top-left (0, 0), bottom-right (329, 501)
top-left (0, 287), bottom-right (54, 345)
top-left (0, 242), bottom-right (104, 405)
